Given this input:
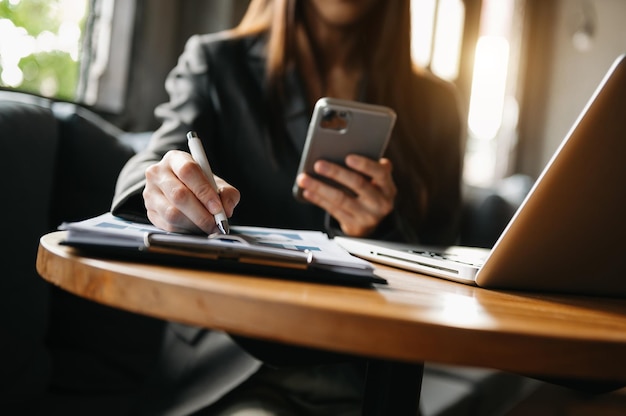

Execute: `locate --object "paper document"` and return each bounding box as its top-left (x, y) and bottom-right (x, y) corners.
top-left (59, 213), bottom-right (384, 285)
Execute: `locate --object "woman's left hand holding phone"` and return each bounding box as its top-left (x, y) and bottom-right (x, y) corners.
top-left (296, 154), bottom-right (397, 237)
top-left (143, 150), bottom-right (240, 234)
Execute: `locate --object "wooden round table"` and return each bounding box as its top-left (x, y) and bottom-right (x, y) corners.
top-left (37, 231), bottom-right (626, 413)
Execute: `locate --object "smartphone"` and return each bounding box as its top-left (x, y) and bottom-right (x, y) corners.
top-left (292, 97), bottom-right (396, 202)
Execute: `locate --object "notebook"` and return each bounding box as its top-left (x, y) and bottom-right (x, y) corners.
top-left (335, 53), bottom-right (626, 298)
top-left (59, 212), bottom-right (385, 287)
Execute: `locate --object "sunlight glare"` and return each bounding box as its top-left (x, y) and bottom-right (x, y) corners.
top-left (0, 0), bottom-right (89, 91)
top-left (60, 0), bottom-right (87, 22)
top-left (58, 21), bottom-right (82, 60)
top-left (439, 293), bottom-right (493, 327)
top-left (431, 0), bottom-right (464, 80)
top-left (411, 0), bottom-right (437, 68)
top-left (468, 36), bottom-right (510, 140)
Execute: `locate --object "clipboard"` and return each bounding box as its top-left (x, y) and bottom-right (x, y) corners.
top-left (58, 213), bottom-right (386, 287)
top-left (144, 233), bottom-right (312, 269)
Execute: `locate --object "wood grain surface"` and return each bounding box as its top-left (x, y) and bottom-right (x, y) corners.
top-left (37, 231), bottom-right (626, 383)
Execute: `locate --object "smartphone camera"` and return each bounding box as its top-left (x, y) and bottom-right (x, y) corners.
top-left (320, 108), bottom-right (350, 132)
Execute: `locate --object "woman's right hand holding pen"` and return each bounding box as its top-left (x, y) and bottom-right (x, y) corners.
top-left (143, 150), bottom-right (240, 234)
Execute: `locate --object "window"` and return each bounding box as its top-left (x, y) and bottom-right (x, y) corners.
top-left (0, 0), bottom-right (90, 100)
top-left (77, 0), bottom-right (135, 113)
top-left (464, 0), bottom-right (521, 186)
top-left (411, 0), bottom-right (465, 82)
top-left (412, 0), bottom-right (523, 186)
top-left (0, 0), bottom-right (134, 112)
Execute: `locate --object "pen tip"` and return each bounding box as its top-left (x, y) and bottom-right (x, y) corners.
top-left (218, 220), bottom-right (230, 235)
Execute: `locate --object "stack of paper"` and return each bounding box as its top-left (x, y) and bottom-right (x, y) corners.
top-left (59, 213), bottom-right (385, 286)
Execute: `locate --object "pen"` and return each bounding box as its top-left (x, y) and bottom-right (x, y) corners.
top-left (186, 131), bottom-right (230, 234)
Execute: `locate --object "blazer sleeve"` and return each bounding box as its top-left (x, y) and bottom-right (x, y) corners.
top-left (111, 34), bottom-right (217, 222)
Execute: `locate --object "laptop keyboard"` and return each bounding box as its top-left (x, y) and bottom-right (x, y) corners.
top-left (408, 249), bottom-right (485, 267)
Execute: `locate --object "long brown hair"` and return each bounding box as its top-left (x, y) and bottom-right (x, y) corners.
top-left (234, 0), bottom-right (413, 104)
top-left (234, 0), bottom-right (460, 241)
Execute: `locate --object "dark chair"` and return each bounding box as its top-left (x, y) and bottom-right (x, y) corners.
top-left (0, 90), bottom-right (162, 415)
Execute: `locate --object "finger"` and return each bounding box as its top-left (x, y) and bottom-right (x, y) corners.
top-left (143, 179), bottom-right (199, 232)
top-left (146, 205), bottom-right (198, 234)
top-left (344, 156), bottom-right (397, 214)
top-left (147, 152), bottom-right (219, 233)
top-left (325, 199), bottom-right (379, 237)
top-left (297, 172), bottom-right (355, 212)
top-left (170, 152), bottom-right (225, 217)
top-left (313, 159), bottom-right (395, 215)
top-left (312, 160), bottom-right (368, 197)
top-left (345, 155), bottom-right (396, 199)
top-left (214, 176), bottom-right (241, 217)
top-left (177, 156), bottom-right (241, 219)
top-left (297, 173), bottom-right (379, 236)
top-left (165, 152), bottom-right (241, 232)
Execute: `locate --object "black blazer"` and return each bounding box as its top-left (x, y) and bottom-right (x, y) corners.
top-left (108, 32), bottom-right (464, 414)
top-left (112, 31), bottom-right (463, 244)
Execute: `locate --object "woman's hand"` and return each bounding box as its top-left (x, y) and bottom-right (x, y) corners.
top-left (296, 155), bottom-right (397, 237)
top-left (143, 150), bottom-right (240, 234)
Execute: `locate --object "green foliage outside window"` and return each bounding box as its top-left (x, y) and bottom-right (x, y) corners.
top-left (0, 0), bottom-right (89, 100)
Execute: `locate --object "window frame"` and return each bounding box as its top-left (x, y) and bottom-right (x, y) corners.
top-left (77, 0), bottom-right (136, 113)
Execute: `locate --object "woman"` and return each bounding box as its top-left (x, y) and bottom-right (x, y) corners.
top-left (112, 0), bottom-right (464, 414)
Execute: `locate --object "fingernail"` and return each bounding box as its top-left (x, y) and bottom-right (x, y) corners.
top-left (314, 161), bottom-right (328, 174)
top-left (345, 155), bottom-right (357, 167)
top-left (297, 173), bottom-right (309, 186)
top-left (207, 199), bottom-right (222, 214)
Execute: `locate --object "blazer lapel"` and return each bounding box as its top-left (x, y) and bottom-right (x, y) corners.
top-left (282, 68), bottom-right (309, 155)
top-left (246, 34), bottom-right (310, 155)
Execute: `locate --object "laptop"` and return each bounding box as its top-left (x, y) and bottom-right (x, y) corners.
top-left (335, 54), bottom-right (626, 298)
